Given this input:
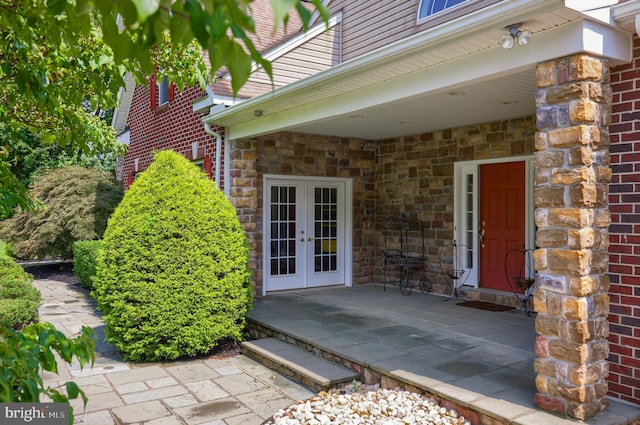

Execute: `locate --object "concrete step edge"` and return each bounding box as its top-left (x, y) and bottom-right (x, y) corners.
top-left (241, 338), bottom-right (359, 389)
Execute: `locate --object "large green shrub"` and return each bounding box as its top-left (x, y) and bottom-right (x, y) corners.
top-left (73, 240), bottom-right (101, 289)
top-left (93, 150), bottom-right (252, 362)
top-left (0, 242), bottom-right (40, 329)
top-left (0, 166), bottom-right (123, 259)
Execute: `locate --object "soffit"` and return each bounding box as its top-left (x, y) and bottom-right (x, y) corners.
top-left (205, 2), bottom-right (628, 141)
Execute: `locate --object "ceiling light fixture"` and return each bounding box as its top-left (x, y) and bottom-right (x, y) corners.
top-left (448, 90), bottom-right (466, 96)
top-left (499, 23), bottom-right (532, 49)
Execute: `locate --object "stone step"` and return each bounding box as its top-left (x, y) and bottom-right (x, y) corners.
top-left (241, 337), bottom-right (359, 392)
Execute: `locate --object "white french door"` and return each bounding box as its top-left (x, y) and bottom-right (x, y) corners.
top-left (264, 176), bottom-right (351, 293)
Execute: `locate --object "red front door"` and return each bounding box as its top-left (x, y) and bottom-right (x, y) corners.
top-left (479, 161), bottom-right (526, 292)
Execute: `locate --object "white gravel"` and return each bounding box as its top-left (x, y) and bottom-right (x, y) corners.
top-left (264, 384), bottom-right (471, 425)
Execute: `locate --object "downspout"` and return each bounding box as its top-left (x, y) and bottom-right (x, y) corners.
top-left (204, 123), bottom-right (223, 191)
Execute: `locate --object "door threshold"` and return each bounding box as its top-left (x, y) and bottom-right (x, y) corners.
top-left (464, 287), bottom-right (525, 308)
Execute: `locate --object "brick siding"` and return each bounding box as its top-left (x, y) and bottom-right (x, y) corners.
top-left (121, 80), bottom-right (224, 189)
top-left (609, 35), bottom-right (640, 406)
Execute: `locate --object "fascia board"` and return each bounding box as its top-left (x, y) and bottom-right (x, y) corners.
top-left (223, 19), bottom-right (631, 141)
top-left (116, 129), bottom-right (130, 145)
top-left (565, 0), bottom-right (619, 12)
top-left (203, 0), bottom-right (566, 126)
top-left (111, 72), bottom-right (136, 133)
top-left (192, 85), bottom-right (216, 113)
top-left (200, 12), bottom-right (342, 109)
top-left (192, 85), bottom-right (240, 114)
top-left (259, 12), bottom-right (342, 65)
top-left (611, 0), bottom-right (640, 35)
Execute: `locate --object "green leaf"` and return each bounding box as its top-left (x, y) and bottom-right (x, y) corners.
top-left (295, 2), bottom-right (311, 30)
top-left (169, 4), bottom-right (193, 43)
top-left (118, 0), bottom-right (140, 29)
top-left (131, 0), bottom-right (160, 22)
top-left (65, 381), bottom-right (80, 399)
top-left (47, 0), bottom-right (67, 16)
top-left (226, 41), bottom-right (251, 96)
top-left (184, 0), bottom-right (208, 46)
top-left (269, 0), bottom-right (297, 30)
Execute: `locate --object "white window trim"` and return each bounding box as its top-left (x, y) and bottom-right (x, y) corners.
top-left (417, 0), bottom-right (469, 21)
top-left (416, 0), bottom-right (500, 27)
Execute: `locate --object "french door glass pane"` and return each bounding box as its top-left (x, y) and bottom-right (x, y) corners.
top-left (313, 187), bottom-right (338, 272)
top-left (270, 186), bottom-right (296, 276)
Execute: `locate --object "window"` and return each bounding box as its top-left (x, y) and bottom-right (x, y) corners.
top-left (149, 73), bottom-right (175, 110)
top-left (418, 0), bottom-right (469, 20)
top-left (158, 76), bottom-right (170, 106)
top-left (193, 159), bottom-right (204, 172)
top-left (193, 157), bottom-right (213, 179)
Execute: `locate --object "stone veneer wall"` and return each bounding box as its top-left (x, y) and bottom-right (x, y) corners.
top-left (533, 54), bottom-right (611, 420)
top-left (375, 120), bottom-right (536, 293)
top-left (229, 121), bottom-right (536, 296)
top-left (228, 133), bottom-right (377, 296)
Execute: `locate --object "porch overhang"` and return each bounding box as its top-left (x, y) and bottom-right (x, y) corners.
top-left (202, 0), bottom-right (632, 141)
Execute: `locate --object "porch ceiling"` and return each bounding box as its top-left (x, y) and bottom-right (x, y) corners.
top-left (278, 68), bottom-right (538, 140)
top-left (204, 1), bottom-right (632, 141)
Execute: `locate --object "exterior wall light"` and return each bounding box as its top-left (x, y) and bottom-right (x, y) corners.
top-left (499, 23), bottom-right (532, 49)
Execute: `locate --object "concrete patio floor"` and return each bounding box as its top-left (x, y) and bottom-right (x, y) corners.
top-left (248, 284), bottom-right (640, 425)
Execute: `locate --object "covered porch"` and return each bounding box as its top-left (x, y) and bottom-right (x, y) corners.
top-left (207, 1), bottom-right (640, 418)
top-left (246, 284), bottom-right (640, 424)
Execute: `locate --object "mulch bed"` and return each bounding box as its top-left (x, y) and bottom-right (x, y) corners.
top-left (206, 339), bottom-right (242, 359)
top-left (23, 263), bottom-right (79, 284)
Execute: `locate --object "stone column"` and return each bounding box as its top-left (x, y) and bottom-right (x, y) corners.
top-left (533, 54), bottom-right (611, 420)
top-left (228, 138), bottom-right (261, 295)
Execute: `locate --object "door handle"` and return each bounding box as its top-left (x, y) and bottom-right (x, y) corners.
top-left (307, 237), bottom-right (313, 241)
top-left (479, 220), bottom-right (485, 248)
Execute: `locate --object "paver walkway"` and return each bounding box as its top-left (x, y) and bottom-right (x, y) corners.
top-left (36, 277), bottom-right (314, 425)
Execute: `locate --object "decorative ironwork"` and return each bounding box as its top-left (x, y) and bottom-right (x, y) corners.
top-left (383, 215), bottom-right (431, 296)
top-left (504, 246), bottom-right (536, 316)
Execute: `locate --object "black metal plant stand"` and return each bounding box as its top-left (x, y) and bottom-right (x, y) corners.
top-left (504, 246), bottom-right (536, 316)
top-left (383, 216), bottom-right (431, 296)
top-left (440, 241), bottom-right (469, 301)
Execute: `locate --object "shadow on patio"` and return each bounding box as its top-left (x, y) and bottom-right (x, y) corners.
top-left (247, 284), bottom-right (640, 425)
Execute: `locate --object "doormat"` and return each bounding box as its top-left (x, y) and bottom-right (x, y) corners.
top-left (456, 300), bottom-right (515, 312)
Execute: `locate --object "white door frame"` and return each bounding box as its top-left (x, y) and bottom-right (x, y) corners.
top-left (453, 155), bottom-right (534, 288)
top-left (262, 175), bottom-right (353, 295)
